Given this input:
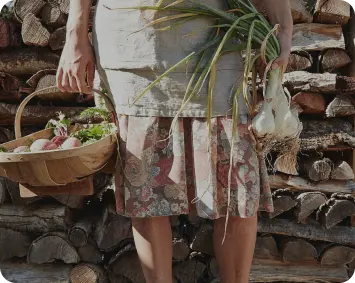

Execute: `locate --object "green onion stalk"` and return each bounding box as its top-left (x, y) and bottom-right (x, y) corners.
top-left (106, 0), bottom-right (302, 243)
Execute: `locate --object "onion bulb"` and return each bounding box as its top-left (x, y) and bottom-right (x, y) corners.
top-left (280, 109), bottom-right (300, 138)
top-left (252, 101), bottom-right (275, 137)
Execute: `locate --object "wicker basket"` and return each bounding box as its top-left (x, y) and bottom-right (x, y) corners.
top-left (0, 88), bottom-right (118, 187)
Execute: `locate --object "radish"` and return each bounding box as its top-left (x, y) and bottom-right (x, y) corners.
top-left (13, 146), bottom-right (29, 153)
top-left (30, 139), bottom-right (58, 152)
top-left (61, 137), bottom-right (82, 149)
top-left (52, 136), bottom-right (68, 147)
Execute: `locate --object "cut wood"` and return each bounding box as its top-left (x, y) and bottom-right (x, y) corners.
top-left (40, 3), bottom-right (67, 27)
top-left (0, 228), bottom-right (31, 261)
top-left (317, 198), bottom-right (355, 229)
top-left (0, 72), bottom-right (22, 102)
top-left (314, 0), bottom-right (350, 25)
top-left (286, 52), bottom-right (312, 72)
top-left (35, 75), bottom-right (76, 101)
top-left (3, 178), bottom-right (40, 205)
top-left (26, 69), bottom-right (57, 87)
top-left (49, 26), bottom-right (66, 51)
top-left (294, 192), bottom-right (328, 223)
top-left (0, 48), bottom-right (59, 76)
top-left (190, 223), bottom-right (214, 255)
top-left (346, 8), bottom-right (355, 77)
top-left (0, 262), bottom-right (71, 283)
top-left (173, 237), bottom-right (190, 261)
top-left (258, 217), bottom-right (355, 246)
top-left (284, 71), bottom-right (336, 93)
top-left (292, 23), bottom-right (345, 52)
top-left (280, 238), bottom-right (318, 263)
top-left (70, 264), bottom-right (107, 283)
top-left (269, 189), bottom-right (298, 218)
top-left (320, 245), bottom-right (355, 266)
top-left (320, 48), bottom-right (351, 72)
top-left (300, 157), bottom-right (333, 182)
top-left (0, 204), bottom-right (71, 233)
top-left (94, 203), bottom-right (132, 252)
top-left (78, 240), bottom-right (104, 264)
top-left (269, 173), bottom-right (355, 195)
top-left (28, 232), bottom-right (80, 264)
top-left (52, 195), bottom-right (86, 209)
top-left (68, 219), bottom-right (92, 247)
top-left (254, 235), bottom-right (279, 260)
top-left (173, 257), bottom-right (206, 283)
top-left (290, 0), bottom-right (313, 23)
top-left (14, 0), bottom-right (46, 22)
top-left (326, 94), bottom-right (355, 117)
top-left (336, 76), bottom-right (355, 93)
top-left (58, 0), bottom-right (70, 14)
top-left (331, 161), bottom-right (355, 180)
top-left (108, 244), bottom-right (145, 283)
top-left (292, 92), bottom-right (326, 114)
top-left (0, 177), bottom-right (9, 204)
top-left (21, 13), bottom-right (50, 47)
top-left (0, 18), bottom-right (22, 49)
top-left (108, 274), bottom-right (133, 283)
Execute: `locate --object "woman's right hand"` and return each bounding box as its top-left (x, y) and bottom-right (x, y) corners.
top-left (56, 32), bottom-right (95, 94)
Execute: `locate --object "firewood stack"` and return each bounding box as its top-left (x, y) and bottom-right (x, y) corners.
top-left (0, 0), bottom-right (355, 283)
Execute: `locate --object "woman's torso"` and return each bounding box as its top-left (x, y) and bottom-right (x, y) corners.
top-left (93, 0), bottom-right (250, 117)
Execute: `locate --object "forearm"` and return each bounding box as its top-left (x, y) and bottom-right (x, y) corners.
top-left (66, 0), bottom-right (92, 39)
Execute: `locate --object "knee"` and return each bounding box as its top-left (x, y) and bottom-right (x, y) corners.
top-left (132, 216), bottom-right (170, 230)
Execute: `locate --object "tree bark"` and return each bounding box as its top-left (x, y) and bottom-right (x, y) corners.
top-left (313, 0), bottom-right (350, 25)
top-left (49, 26), bottom-right (66, 51)
top-left (0, 228), bottom-right (32, 261)
top-left (254, 235), bottom-right (279, 260)
top-left (190, 223), bottom-right (214, 255)
top-left (27, 232), bottom-right (80, 264)
top-left (280, 238), bottom-right (318, 263)
top-left (173, 237), bottom-right (190, 261)
top-left (0, 204), bottom-right (71, 233)
top-left (336, 76), bottom-right (355, 93)
top-left (290, 0), bottom-right (313, 23)
top-left (21, 13), bottom-right (50, 47)
top-left (294, 192), bottom-right (328, 223)
top-left (292, 92), bottom-right (326, 114)
top-left (57, 0), bottom-right (70, 14)
top-left (78, 239), bottom-right (104, 265)
top-left (292, 23), bottom-right (345, 52)
top-left (173, 257), bottom-right (206, 283)
top-left (331, 161), bottom-right (355, 180)
top-left (68, 219), bottom-right (92, 248)
top-left (320, 48), bottom-right (351, 72)
top-left (52, 195), bottom-right (87, 209)
top-left (320, 245), bottom-right (355, 266)
top-left (258, 217), bottom-right (355, 246)
top-left (14, 0), bottom-right (46, 22)
top-left (40, 3), bottom-right (67, 27)
top-left (300, 157), bottom-right (333, 182)
top-left (326, 94), bottom-right (355, 117)
top-left (269, 189), bottom-right (298, 218)
top-left (0, 18), bottom-right (22, 49)
top-left (70, 264), bottom-right (108, 283)
top-left (286, 52), bottom-right (312, 72)
top-left (0, 72), bottom-right (22, 102)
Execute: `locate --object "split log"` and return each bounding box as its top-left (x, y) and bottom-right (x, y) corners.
top-left (173, 258), bottom-right (206, 283)
top-left (21, 13), bottom-right (50, 47)
top-left (0, 177), bottom-right (9, 204)
top-left (0, 18), bottom-right (22, 49)
top-left (0, 262), bottom-right (71, 283)
top-left (52, 195), bottom-right (86, 209)
top-left (331, 161), bottom-right (355, 180)
top-left (294, 192), bottom-right (328, 223)
top-left (58, 0), bottom-right (70, 14)
top-left (40, 3), bottom-right (67, 27)
top-left (70, 264), bottom-right (107, 283)
top-left (108, 244), bottom-right (145, 283)
top-left (2, 178), bottom-right (40, 205)
top-left (280, 238), bottom-right (318, 263)
top-left (349, 259), bottom-right (355, 277)
top-left (190, 223), bottom-right (214, 255)
top-left (284, 71), bottom-right (336, 93)
top-left (0, 72), bottom-right (22, 102)
top-left (14, 0), bottom-right (46, 22)
top-left (326, 94), bottom-right (355, 117)
top-left (35, 75), bottom-right (77, 101)
top-left (258, 217), bottom-right (355, 246)
top-left (317, 198), bottom-right (355, 229)
top-left (300, 157), bottom-right (333, 182)
top-left (286, 52), bottom-right (312, 72)
top-left (346, 8), bottom-right (355, 77)
top-left (290, 0), bottom-right (313, 23)
top-left (313, 0), bottom-right (350, 25)
top-left (27, 232), bottom-right (80, 264)
top-left (170, 215), bottom-right (180, 227)
top-left (108, 274), bottom-right (133, 283)
top-left (49, 26), bottom-right (66, 51)
top-left (0, 228), bottom-right (31, 261)
top-left (292, 92), bottom-right (326, 114)
top-left (0, 204), bottom-right (71, 233)
top-left (78, 240), bottom-right (104, 264)
top-left (173, 237), bottom-right (190, 261)
top-left (269, 189), bottom-right (298, 218)
top-left (93, 203), bottom-right (132, 252)
top-left (320, 48), bottom-right (351, 72)
top-left (68, 219), bottom-right (92, 247)
top-left (320, 245), bottom-right (355, 266)
top-left (0, 48), bottom-right (59, 76)
top-left (27, 69), bottom-right (57, 87)
top-left (292, 23), bottom-right (345, 52)
top-left (269, 173), bottom-right (355, 195)
top-left (336, 76), bottom-right (355, 93)
top-left (254, 235), bottom-right (279, 260)
top-left (300, 118), bottom-right (355, 151)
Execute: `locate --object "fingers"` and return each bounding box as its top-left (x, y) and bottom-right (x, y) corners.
top-left (56, 68), bottom-right (65, 92)
top-left (75, 67), bottom-right (91, 94)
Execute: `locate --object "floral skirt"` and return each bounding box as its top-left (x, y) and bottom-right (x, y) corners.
top-left (113, 114), bottom-right (273, 219)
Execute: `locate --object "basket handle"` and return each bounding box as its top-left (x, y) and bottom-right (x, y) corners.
top-left (15, 87), bottom-right (118, 139)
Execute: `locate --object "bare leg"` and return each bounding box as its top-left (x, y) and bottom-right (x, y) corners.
top-left (132, 217), bottom-right (173, 283)
top-left (213, 215), bottom-right (257, 283)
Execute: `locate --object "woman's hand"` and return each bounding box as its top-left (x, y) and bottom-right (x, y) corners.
top-left (56, 31), bottom-right (95, 94)
top-left (272, 29), bottom-right (292, 74)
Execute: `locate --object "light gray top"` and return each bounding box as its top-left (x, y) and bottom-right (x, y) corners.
top-left (93, 0), bottom-right (250, 117)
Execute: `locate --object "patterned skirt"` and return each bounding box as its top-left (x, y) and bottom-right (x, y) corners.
top-left (113, 114), bottom-right (273, 219)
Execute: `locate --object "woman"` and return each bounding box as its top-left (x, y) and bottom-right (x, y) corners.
top-left (57, 1), bottom-right (292, 282)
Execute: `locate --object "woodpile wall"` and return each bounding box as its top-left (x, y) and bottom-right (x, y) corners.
top-left (0, 0), bottom-right (354, 282)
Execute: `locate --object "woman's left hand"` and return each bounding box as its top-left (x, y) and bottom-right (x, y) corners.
top-left (272, 29), bottom-right (292, 74)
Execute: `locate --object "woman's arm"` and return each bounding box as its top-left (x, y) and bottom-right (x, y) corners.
top-left (264, 0), bottom-right (293, 72)
top-left (56, 0), bottom-right (94, 94)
